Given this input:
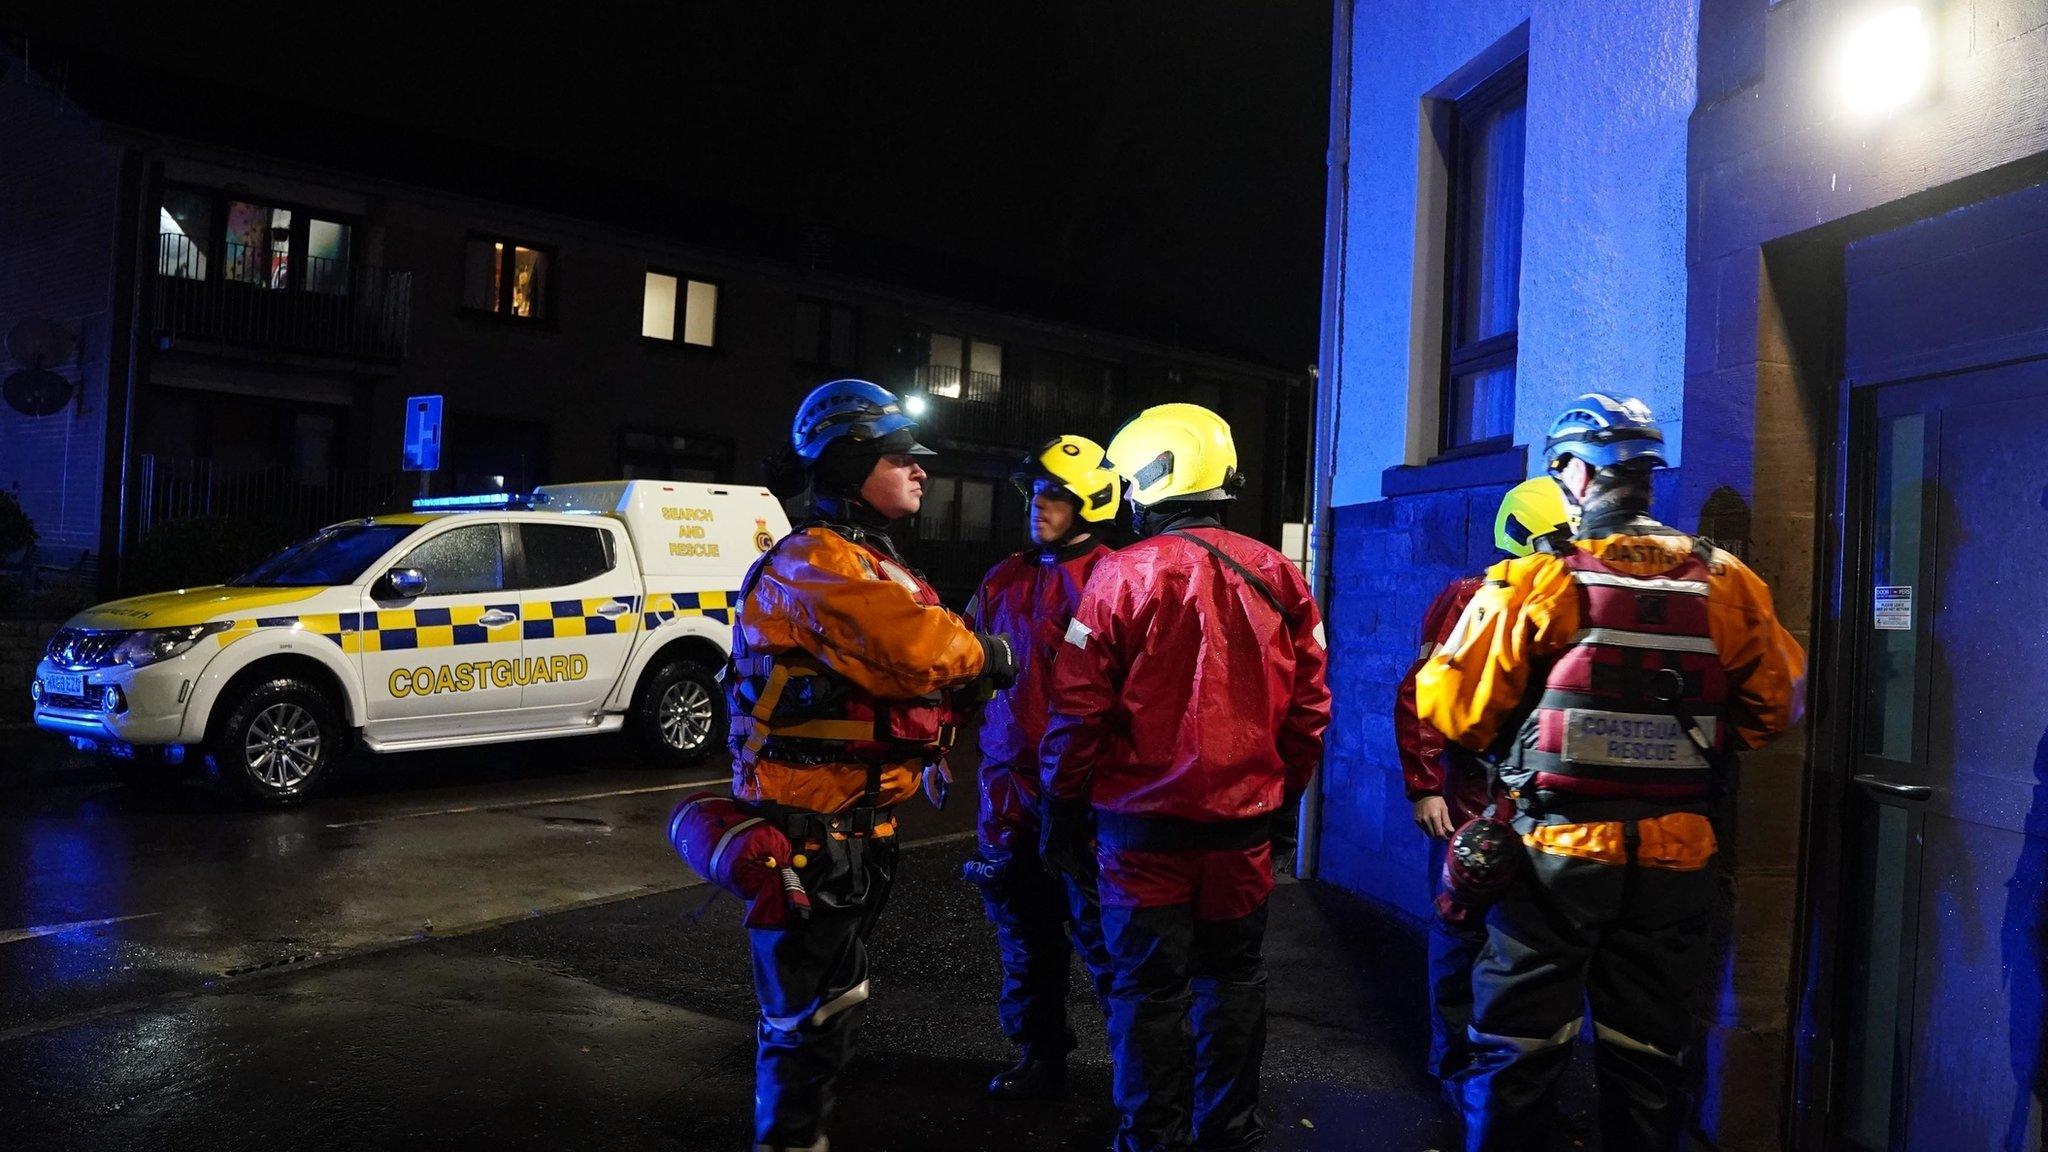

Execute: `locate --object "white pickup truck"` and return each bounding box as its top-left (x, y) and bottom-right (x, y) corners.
top-left (30, 480), bottom-right (790, 806)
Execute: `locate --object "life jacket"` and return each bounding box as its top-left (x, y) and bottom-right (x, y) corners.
top-left (1502, 544), bottom-right (1730, 818)
top-left (727, 523), bottom-right (968, 800)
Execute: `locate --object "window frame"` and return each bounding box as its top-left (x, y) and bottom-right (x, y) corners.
top-left (157, 183), bottom-right (361, 297)
top-left (1438, 55), bottom-right (1528, 455)
top-left (462, 234), bottom-right (556, 323)
top-left (640, 266), bottom-right (721, 348)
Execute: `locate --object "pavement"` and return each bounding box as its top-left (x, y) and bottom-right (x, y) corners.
top-left (0, 726), bottom-right (1496, 1152)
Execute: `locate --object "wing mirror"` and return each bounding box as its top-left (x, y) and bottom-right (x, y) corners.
top-left (383, 567), bottom-right (428, 599)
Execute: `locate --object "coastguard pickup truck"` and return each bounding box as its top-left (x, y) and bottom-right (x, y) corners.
top-left (30, 481), bottom-right (789, 806)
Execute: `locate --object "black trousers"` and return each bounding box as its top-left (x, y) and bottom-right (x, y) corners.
top-left (748, 831), bottom-right (898, 1150)
top-left (1099, 899), bottom-right (1270, 1152)
top-left (979, 829), bottom-right (1114, 1052)
top-left (1459, 846), bottom-right (1715, 1152)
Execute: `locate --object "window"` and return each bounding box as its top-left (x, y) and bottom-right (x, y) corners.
top-left (230, 523), bottom-right (417, 587)
top-left (917, 332), bottom-right (1002, 403)
top-left (396, 525), bottom-right (505, 596)
top-left (917, 476), bottom-right (997, 542)
top-left (158, 188), bottom-right (215, 281)
top-left (1441, 58), bottom-right (1526, 451)
top-left (154, 187), bottom-right (352, 295)
top-left (465, 237), bottom-right (550, 320)
top-left (792, 299), bottom-right (859, 367)
top-left (642, 271), bottom-right (718, 346)
top-left (519, 524), bottom-right (615, 588)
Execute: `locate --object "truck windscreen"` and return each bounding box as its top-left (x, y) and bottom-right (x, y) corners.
top-left (230, 524), bottom-right (420, 587)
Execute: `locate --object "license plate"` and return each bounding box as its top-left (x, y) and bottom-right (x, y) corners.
top-left (43, 672), bottom-right (85, 697)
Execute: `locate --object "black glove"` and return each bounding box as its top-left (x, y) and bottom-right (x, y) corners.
top-left (1038, 795), bottom-right (1095, 880)
top-left (974, 632), bottom-right (1017, 691)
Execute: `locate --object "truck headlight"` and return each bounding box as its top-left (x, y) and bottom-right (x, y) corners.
top-left (107, 623), bottom-right (232, 669)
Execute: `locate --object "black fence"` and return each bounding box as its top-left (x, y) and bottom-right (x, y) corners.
top-left (136, 454), bottom-right (412, 542)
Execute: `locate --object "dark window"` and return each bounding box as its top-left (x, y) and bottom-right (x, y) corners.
top-left (519, 524), bottom-right (615, 588)
top-left (464, 237), bottom-right (550, 320)
top-left (619, 429), bottom-right (733, 482)
top-left (1442, 57), bottom-right (1526, 451)
top-left (917, 476), bottom-right (997, 542)
top-left (792, 299), bottom-right (859, 367)
top-left (398, 524), bottom-right (505, 595)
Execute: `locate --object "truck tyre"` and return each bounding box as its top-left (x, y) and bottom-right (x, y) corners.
top-left (633, 658), bottom-right (725, 767)
top-left (205, 676), bottom-right (344, 807)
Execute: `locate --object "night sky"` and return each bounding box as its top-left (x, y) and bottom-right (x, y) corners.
top-left (8, 2), bottom-right (1332, 367)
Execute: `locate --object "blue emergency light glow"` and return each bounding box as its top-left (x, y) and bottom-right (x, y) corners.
top-left (411, 491), bottom-right (530, 511)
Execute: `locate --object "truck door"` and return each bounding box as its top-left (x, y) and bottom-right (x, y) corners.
top-left (511, 519), bottom-right (640, 725)
top-left (361, 521), bottom-right (525, 740)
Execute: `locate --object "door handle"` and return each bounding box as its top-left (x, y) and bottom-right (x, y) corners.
top-left (596, 601), bottom-right (632, 617)
top-left (478, 610), bottom-right (518, 628)
top-left (1852, 774), bottom-right (1933, 801)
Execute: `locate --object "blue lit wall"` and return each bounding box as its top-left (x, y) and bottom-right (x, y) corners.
top-left (1320, 0), bottom-right (1698, 916)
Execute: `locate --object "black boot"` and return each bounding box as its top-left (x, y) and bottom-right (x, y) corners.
top-left (987, 1048), bottom-right (1068, 1100)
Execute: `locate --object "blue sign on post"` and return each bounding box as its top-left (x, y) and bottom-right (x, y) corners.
top-left (402, 395), bottom-right (443, 472)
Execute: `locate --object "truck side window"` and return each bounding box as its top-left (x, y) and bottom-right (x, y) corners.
top-left (398, 525), bottom-right (505, 596)
top-left (520, 524), bottom-right (615, 589)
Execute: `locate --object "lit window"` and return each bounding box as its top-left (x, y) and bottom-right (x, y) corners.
top-left (465, 237), bottom-right (549, 320)
top-left (225, 201), bottom-right (292, 289)
top-left (158, 188), bottom-right (215, 281)
top-left (642, 271), bottom-right (717, 346)
top-left (1441, 57), bottom-right (1526, 451)
top-left (642, 273), bottom-right (677, 340)
top-left (304, 219), bottom-right (352, 295)
top-left (918, 332), bottom-right (1002, 403)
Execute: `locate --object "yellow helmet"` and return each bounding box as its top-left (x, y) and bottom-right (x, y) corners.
top-left (1011, 434), bottom-right (1121, 523)
top-left (1494, 476), bottom-right (1577, 558)
top-left (1106, 403), bottom-right (1240, 507)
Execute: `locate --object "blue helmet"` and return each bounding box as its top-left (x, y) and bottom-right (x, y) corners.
top-left (1544, 393), bottom-right (1668, 471)
top-left (790, 378), bottom-right (934, 462)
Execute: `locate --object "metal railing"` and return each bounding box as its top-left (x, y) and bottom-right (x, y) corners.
top-left (136, 454), bottom-right (411, 541)
top-left (912, 365), bottom-right (1003, 405)
top-left (908, 372), bottom-right (1125, 447)
top-left (152, 235), bottom-right (414, 361)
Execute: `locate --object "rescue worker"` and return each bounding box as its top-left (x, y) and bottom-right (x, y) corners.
top-left (732, 378), bottom-right (1017, 1152)
top-left (1040, 403), bottom-right (1331, 1152)
top-left (962, 435), bottom-right (1122, 1101)
top-left (1416, 393), bottom-right (1805, 1152)
top-left (1394, 477), bottom-right (1576, 1090)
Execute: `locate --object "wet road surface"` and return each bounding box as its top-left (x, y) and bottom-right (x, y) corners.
top-left (0, 728), bottom-right (1493, 1150)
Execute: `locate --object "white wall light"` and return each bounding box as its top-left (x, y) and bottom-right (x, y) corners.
top-left (1836, 6), bottom-right (1932, 117)
top-left (903, 395), bottom-right (929, 417)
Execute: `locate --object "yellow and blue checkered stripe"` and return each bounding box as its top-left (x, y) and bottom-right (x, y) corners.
top-left (213, 591), bottom-right (739, 654)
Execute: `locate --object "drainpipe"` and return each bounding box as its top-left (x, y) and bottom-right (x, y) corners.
top-left (1297, 0), bottom-right (1352, 881)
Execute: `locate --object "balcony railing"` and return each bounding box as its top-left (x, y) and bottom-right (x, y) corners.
top-left (905, 369), bottom-right (1123, 448)
top-left (152, 235), bottom-right (414, 362)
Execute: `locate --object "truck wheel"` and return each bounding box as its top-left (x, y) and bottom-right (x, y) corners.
top-left (206, 677), bottom-right (343, 807)
top-left (633, 658), bottom-right (725, 767)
